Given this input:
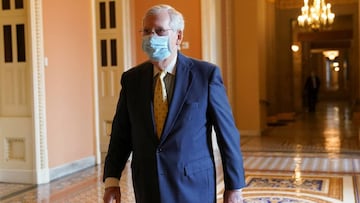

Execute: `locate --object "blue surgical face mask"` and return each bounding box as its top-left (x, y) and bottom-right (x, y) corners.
top-left (142, 35), bottom-right (171, 61)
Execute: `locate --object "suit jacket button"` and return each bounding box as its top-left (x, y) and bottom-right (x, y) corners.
top-left (158, 148), bottom-right (162, 153)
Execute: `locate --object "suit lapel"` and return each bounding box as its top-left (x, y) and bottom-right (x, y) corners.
top-left (160, 54), bottom-right (194, 142)
top-left (139, 63), bottom-right (159, 144)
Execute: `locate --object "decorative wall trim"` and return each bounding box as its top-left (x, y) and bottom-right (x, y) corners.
top-left (276, 0), bottom-right (357, 9)
top-left (29, 0), bottom-right (49, 184)
top-left (4, 137), bottom-right (26, 161)
top-left (201, 0), bottom-right (223, 67)
top-left (0, 169), bottom-right (35, 184)
top-left (49, 156), bottom-right (96, 181)
top-left (223, 0), bottom-right (234, 106)
top-left (0, 157), bottom-right (95, 183)
top-left (121, 0), bottom-right (133, 70)
top-left (91, 0), bottom-right (101, 165)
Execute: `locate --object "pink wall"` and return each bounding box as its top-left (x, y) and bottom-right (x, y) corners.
top-left (43, 0), bottom-right (95, 167)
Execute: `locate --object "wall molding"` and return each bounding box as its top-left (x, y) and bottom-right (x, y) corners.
top-left (49, 156), bottom-right (96, 181)
top-left (0, 156), bottom-right (95, 183)
top-left (0, 169), bottom-right (34, 184)
top-left (29, 0), bottom-right (49, 184)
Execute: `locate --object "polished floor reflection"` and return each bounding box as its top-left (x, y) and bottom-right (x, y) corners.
top-left (1, 100), bottom-right (360, 202)
top-left (243, 100), bottom-right (360, 154)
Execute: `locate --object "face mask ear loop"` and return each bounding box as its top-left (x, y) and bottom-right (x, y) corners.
top-left (167, 34), bottom-right (172, 52)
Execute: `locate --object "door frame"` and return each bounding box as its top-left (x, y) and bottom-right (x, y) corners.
top-left (29, 0), bottom-right (49, 184)
top-left (92, 0), bottom-right (133, 164)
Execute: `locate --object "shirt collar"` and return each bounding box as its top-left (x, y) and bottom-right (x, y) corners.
top-left (153, 56), bottom-right (177, 77)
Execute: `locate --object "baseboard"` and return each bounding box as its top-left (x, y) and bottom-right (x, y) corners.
top-left (0, 156), bottom-right (96, 184)
top-left (0, 169), bottom-right (34, 184)
top-left (49, 156), bottom-right (96, 181)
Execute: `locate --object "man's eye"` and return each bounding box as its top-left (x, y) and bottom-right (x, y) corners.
top-left (143, 29), bottom-right (151, 34)
top-left (156, 29), bottom-right (165, 33)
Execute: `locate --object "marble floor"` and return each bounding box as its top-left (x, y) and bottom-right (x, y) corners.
top-left (1, 100), bottom-right (360, 203)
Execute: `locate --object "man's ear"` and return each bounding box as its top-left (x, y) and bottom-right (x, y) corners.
top-left (176, 30), bottom-right (183, 45)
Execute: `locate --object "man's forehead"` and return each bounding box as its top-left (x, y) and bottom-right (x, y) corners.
top-left (143, 11), bottom-right (170, 26)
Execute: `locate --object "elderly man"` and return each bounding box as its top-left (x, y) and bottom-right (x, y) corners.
top-left (103, 4), bottom-right (246, 203)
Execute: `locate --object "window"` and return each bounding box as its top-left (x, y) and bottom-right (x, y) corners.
top-left (3, 25), bottom-right (13, 63)
top-left (16, 24), bottom-right (25, 62)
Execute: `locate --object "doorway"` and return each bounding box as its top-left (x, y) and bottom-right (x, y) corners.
top-left (309, 49), bottom-right (350, 101)
top-left (0, 0), bottom-right (34, 183)
top-left (95, 0), bottom-right (124, 161)
top-left (94, 0), bottom-right (132, 161)
top-left (293, 14), bottom-right (355, 112)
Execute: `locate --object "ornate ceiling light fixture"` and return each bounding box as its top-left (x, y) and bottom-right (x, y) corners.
top-left (297, 0), bottom-right (335, 31)
top-left (323, 50), bottom-right (339, 60)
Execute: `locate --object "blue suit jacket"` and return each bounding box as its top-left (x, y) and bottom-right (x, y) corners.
top-left (103, 53), bottom-right (245, 203)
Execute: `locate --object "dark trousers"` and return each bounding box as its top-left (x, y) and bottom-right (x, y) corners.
top-left (307, 93), bottom-right (318, 112)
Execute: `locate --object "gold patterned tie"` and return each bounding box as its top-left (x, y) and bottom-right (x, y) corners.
top-left (154, 71), bottom-right (168, 138)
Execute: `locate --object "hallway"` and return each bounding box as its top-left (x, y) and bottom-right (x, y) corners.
top-left (1, 101), bottom-right (360, 202)
top-left (243, 100), bottom-right (360, 154)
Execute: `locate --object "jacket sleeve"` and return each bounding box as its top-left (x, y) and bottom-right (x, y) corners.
top-left (103, 73), bottom-right (133, 182)
top-left (207, 67), bottom-right (246, 190)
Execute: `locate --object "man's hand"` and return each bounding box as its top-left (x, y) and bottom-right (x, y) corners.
top-left (103, 186), bottom-right (121, 203)
top-left (223, 189), bottom-right (244, 203)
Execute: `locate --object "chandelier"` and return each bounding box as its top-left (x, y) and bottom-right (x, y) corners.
top-left (297, 0), bottom-right (335, 31)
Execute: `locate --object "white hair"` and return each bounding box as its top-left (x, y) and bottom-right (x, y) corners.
top-left (143, 4), bottom-right (185, 32)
